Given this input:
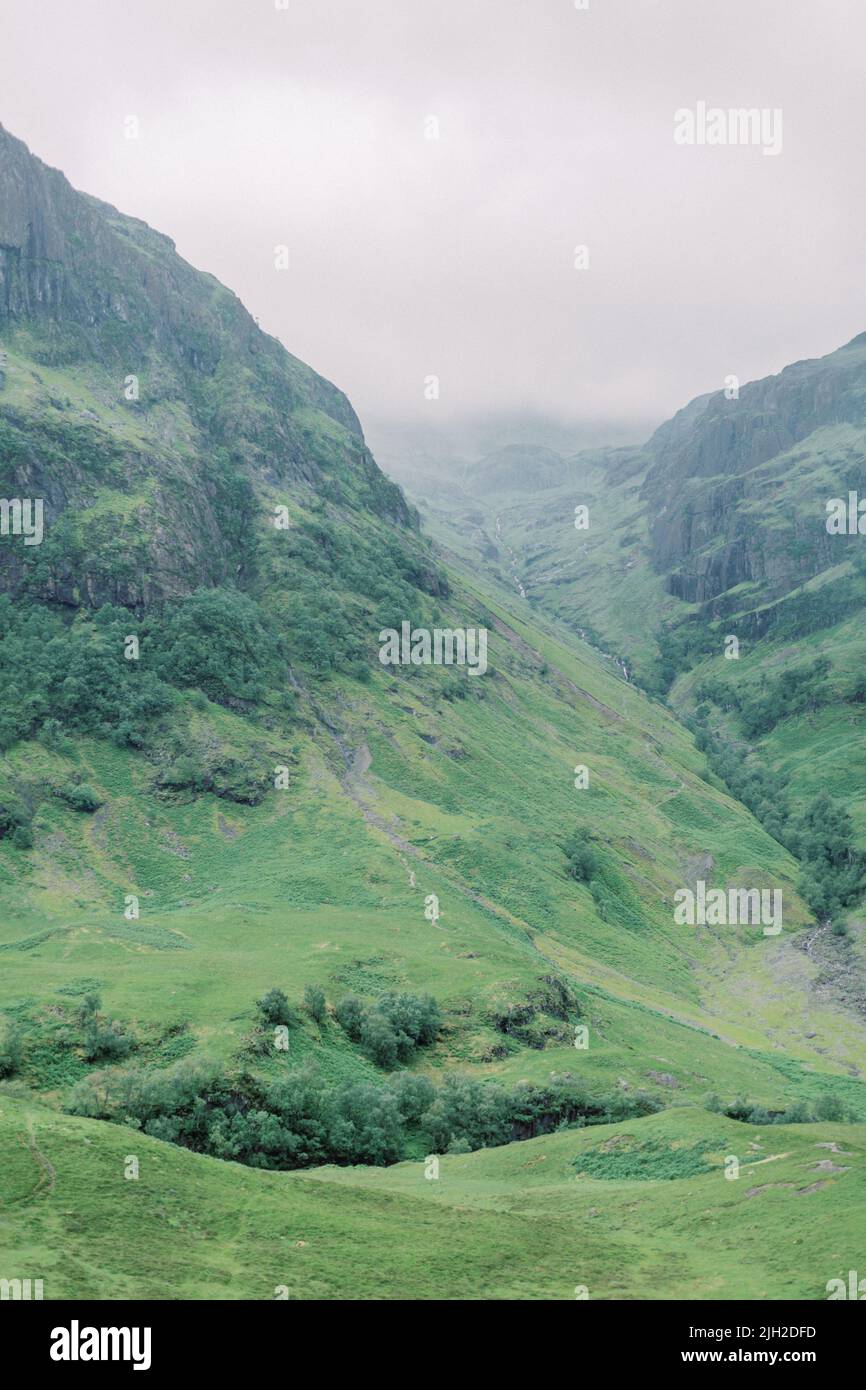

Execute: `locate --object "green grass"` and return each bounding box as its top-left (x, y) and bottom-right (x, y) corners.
top-left (3, 1095), bottom-right (861, 1299)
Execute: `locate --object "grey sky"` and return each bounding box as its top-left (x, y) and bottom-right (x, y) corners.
top-left (2, 0), bottom-right (865, 441)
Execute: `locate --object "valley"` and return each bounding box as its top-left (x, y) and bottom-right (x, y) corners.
top-left (1, 123), bottom-right (865, 1301)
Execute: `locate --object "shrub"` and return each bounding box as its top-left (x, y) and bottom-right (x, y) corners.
top-left (0, 1019), bottom-right (23, 1077)
top-left (813, 1093), bottom-right (845, 1122)
top-left (257, 988), bottom-right (298, 1028)
top-left (83, 1017), bottom-right (134, 1063)
top-left (563, 829), bottom-right (599, 883)
top-left (58, 782), bottom-right (103, 813)
top-left (303, 984), bottom-right (327, 1023)
top-left (334, 995), bottom-right (365, 1041)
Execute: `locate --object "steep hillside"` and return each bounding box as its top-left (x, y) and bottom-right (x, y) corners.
top-left (1, 128), bottom-right (865, 1300)
top-left (412, 335), bottom-right (866, 904)
top-left (0, 120), bottom-right (417, 612)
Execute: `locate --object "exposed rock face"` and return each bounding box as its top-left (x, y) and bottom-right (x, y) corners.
top-left (0, 123), bottom-right (362, 439)
top-left (0, 123), bottom-right (415, 609)
top-left (641, 334), bottom-right (866, 612)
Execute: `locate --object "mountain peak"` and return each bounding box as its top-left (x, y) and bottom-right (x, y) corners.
top-left (0, 126), bottom-right (417, 610)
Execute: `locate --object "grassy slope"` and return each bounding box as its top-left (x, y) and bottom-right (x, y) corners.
top-left (2, 1093), bottom-right (863, 1300)
top-left (3, 208), bottom-right (866, 1294)
top-left (4, 429), bottom-right (866, 1294)
top-left (5, 555), bottom-right (864, 1103)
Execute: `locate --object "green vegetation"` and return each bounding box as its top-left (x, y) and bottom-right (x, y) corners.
top-left (692, 713), bottom-right (865, 923)
top-left (65, 1054), bottom-right (659, 1170)
top-left (334, 990), bottom-right (441, 1067)
top-left (2, 125), bottom-right (866, 1300)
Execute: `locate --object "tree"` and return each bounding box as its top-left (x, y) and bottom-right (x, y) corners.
top-left (328, 1083), bottom-right (404, 1164)
top-left (334, 995), bottom-right (365, 1041)
top-left (359, 1011), bottom-right (399, 1069)
top-left (0, 1019), bottom-right (23, 1078)
top-left (814, 1093), bottom-right (844, 1122)
top-left (303, 984), bottom-right (326, 1023)
top-left (563, 829), bottom-right (598, 883)
top-left (387, 1071), bottom-right (435, 1122)
top-left (257, 988), bottom-right (298, 1028)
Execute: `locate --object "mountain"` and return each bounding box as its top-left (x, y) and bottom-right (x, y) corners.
top-left (406, 332), bottom-right (866, 959)
top-left (466, 443), bottom-right (569, 494)
top-left (0, 121), bottom-right (416, 612)
top-left (643, 332), bottom-right (866, 613)
top-left (1, 128), bottom-right (865, 1301)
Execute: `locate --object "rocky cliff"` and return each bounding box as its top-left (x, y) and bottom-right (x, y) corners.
top-left (642, 333), bottom-right (866, 613)
top-left (0, 123), bottom-right (415, 611)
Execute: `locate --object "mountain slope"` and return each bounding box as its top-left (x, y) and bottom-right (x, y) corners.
top-left (1, 129), bottom-right (865, 1300)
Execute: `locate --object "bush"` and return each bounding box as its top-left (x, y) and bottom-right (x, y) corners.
top-left (75, 992), bottom-right (135, 1062)
top-left (336, 991), bottom-right (441, 1067)
top-left (303, 984), bottom-right (327, 1023)
top-left (10, 825), bottom-right (33, 850)
top-left (334, 995), bottom-right (365, 1041)
top-left (58, 782), bottom-right (103, 813)
top-left (257, 988), bottom-right (298, 1028)
top-left (814, 1093), bottom-right (845, 1122)
top-left (0, 1019), bottom-right (23, 1077)
top-left (360, 1011), bottom-right (399, 1069)
top-left (83, 1017), bottom-right (134, 1063)
top-left (563, 829), bottom-right (599, 883)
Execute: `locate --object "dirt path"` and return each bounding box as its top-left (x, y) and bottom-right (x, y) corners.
top-left (15, 1119), bottom-right (56, 1202)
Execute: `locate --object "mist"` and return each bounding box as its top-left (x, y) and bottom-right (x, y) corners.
top-left (3, 0), bottom-right (864, 447)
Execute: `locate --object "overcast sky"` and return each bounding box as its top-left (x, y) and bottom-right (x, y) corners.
top-left (3, 0), bottom-right (865, 444)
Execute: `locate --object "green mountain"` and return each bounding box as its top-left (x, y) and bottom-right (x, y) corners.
top-left (1, 128), bottom-right (864, 1301)
top-left (416, 332), bottom-right (866, 860)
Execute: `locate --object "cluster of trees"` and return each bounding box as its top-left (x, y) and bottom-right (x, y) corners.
top-left (270, 515), bottom-right (444, 680)
top-left (0, 597), bottom-right (175, 753)
top-left (334, 991), bottom-right (441, 1068)
top-left (77, 992), bottom-right (135, 1064)
top-left (647, 622), bottom-right (720, 698)
top-left (693, 714), bottom-right (864, 924)
top-left (0, 509), bottom-right (453, 764)
top-left (253, 985), bottom-right (440, 1069)
top-left (692, 714), bottom-right (790, 842)
top-left (153, 588), bottom-right (283, 707)
top-left (705, 1092), bottom-right (857, 1124)
top-left (256, 985), bottom-right (332, 1030)
top-left (695, 658), bottom-right (832, 740)
top-left (791, 793), bottom-right (865, 923)
top-left (0, 586), bottom-right (288, 756)
top-left (0, 992), bottom-right (135, 1076)
top-left (65, 1056), bottom-right (660, 1170)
